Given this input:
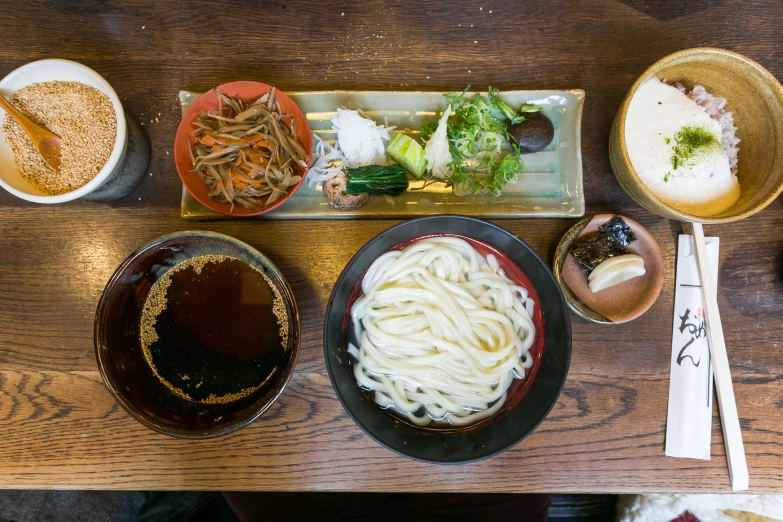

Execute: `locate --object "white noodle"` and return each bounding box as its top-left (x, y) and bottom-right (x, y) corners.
top-left (348, 237), bottom-right (537, 427)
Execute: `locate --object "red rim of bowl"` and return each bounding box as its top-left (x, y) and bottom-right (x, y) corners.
top-left (174, 81), bottom-right (312, 217)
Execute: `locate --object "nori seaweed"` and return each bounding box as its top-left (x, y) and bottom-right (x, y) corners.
top-left (570, 216), bottom-right (638, 274)
top-left (599, 216), bottom-right (638, 246)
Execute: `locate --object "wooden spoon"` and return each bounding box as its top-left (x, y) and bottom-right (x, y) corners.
top-left (0, 94), bottom-right (62, 170)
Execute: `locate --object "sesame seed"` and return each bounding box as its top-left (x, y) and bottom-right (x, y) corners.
top-left (1, 81), bottom-right (116, 195)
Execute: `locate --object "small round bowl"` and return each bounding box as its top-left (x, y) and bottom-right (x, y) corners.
top-left (0, 59), bottom-right (128, 203)
top-left (94, 231), bottom-right (300, 438)
top-left (174, 81), bottom-right (312, 217)
top-left (324, 216), bottom-right (572, 463)
top-left (553, 214), bottom-right (664, 324)
top-left (609, 48), bottom-right (783, 223)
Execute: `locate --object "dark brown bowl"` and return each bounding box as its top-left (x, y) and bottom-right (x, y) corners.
top-left (94, 231), bottom-right (300, 438)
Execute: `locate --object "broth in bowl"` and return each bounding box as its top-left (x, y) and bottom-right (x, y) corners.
top-left (140, 254), bottom-right (289, 405)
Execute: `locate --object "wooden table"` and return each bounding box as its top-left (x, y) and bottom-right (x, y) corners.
top-left (1, 0), bottom-right (782, 493)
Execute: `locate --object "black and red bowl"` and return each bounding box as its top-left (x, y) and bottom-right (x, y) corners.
top-left (323, 216), bottom-right (572, 463)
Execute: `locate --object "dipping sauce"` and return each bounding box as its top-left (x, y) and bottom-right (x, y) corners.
top-left (140, 255), bottom-right (288, 404)
top-left (625, 78), bottom-right (740, 217)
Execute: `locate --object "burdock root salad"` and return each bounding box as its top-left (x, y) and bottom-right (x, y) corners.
top-left (1, 81), bottom-right (116, 195)
top-left (625, 77), bottom-right (740, 217)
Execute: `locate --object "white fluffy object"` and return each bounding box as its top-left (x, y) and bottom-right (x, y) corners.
top-left (331, 108), bottom-right (394, 168)
top-left (423, 105), bottom-right (453, 179)
top-left (618, 494), bottom-right (783, 522)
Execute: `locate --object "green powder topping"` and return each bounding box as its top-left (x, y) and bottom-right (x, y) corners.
top-left (669, 124), bottom-right (721, 171)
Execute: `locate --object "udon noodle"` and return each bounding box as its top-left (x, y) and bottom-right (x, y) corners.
top-left (348, 237), bottom-right (537, 427)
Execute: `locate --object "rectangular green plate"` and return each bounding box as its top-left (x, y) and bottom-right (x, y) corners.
top-left (179, 89), bottom-right (585, 220)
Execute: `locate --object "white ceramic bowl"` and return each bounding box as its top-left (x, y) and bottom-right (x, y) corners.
top-left (0, 59), bottom-right (128, 203)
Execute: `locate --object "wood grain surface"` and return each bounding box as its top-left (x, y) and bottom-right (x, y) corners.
top-left (1, 0), bottom-right (783, 492)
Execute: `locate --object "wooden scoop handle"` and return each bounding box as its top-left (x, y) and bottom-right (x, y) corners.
top-left (0, 94), bottom-right (62, 170)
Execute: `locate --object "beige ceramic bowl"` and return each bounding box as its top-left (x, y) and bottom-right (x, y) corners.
top-left (609, 48), bottom-right (783, 223)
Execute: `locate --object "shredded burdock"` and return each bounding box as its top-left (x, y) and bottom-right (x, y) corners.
top-left (189, 89), bottom-right (308, 210)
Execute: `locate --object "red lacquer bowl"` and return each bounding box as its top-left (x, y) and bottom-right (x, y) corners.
top-left (174, 81), bottom-right (312, 217)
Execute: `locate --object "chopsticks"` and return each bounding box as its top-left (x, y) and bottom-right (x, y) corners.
top-left (690, 222), bottom-right (749, 491)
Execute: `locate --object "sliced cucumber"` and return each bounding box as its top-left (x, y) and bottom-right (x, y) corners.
top-left (386, 132), bottom-right (427, 179)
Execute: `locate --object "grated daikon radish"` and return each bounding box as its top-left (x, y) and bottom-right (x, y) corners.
top-left (332, 108), bottom-right (394, 168)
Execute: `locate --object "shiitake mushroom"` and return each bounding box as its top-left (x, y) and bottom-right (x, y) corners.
top-left (507, 112), bottom-right (555, 154)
